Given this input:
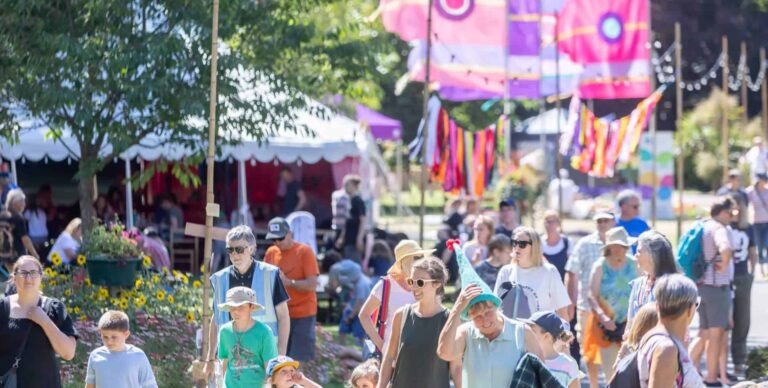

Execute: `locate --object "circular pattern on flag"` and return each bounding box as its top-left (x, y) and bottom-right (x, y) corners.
top-left (598, 12), bottom-right (624, 44)
top-left (436, 0), bottom-right (474, 20)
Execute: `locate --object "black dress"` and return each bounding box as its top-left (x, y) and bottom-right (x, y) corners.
top-left (0, 296), bottom-right (78, 388)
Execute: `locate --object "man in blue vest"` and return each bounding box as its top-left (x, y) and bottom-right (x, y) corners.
top-left (203, 225), bottom-right (291, 377)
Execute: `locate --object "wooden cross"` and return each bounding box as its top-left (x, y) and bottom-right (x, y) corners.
top-left (184, 222), bottom-right (229, 241)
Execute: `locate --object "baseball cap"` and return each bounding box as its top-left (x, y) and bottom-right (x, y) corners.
top-left (499, 198), bottom-right (516, 209)
top-left (267, 355), bottom-right (300, 377)
top-left (217, 287), bottom-right (264, 312)
top-left (522, 311), bottom-right (568, 338)
top-left (265, 217), bottom-right (290, 240)
top-left (592, 210), bottom-right (615, 221)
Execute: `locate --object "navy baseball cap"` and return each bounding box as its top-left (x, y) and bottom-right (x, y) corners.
top-left (522, 311), bottom-right (568, 338)
top-left (266, 217), bottom-right (290, 240)
top-left (499, 198), bottom-right (516, 209)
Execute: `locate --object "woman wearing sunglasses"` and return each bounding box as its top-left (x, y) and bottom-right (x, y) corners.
top-left (493, 226), bottom-right (571, 321)
top-left (377, 257), bottom-right (460, 388)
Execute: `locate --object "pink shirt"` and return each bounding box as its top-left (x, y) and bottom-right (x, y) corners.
top-left (747, 186), bottom-right (768, 223)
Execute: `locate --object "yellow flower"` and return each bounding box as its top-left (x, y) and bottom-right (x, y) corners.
top-left (152, 275), bottom-right (160, 284)
top-left (110, 298), bottom-right (119, 306)
top-left (119, 299), bottom-right (129, 309)
top-left (135, 279), bottom-right (143, 288)
top-left (64, 289), bottom-right (71, 297)
top-left (200, 264), bottom-right (206, 274)
top-left (98, 288), bottom-right (109, 299)
top-left (134, 297), bottom-right (145, 308)
top-left (85, 278), bottom-right (92, 287)
top-left (172, 270), bottom-right (179, 278)
top-left (167, 295), bottom-right (175, 304)
top-left (48, 280), bottom-right (57, 287)
top-left (44, 268), bottom-right (55, 278)
top-left (51, 252), bottom-right (62, 266)
top-left (76, 255), bottom-right (86, 266)
top-left (192, 280), bottom-right (202, 289)
top-left (162, 267), bottom-right (170, 274)
top-left (79, 315), bottom-right (87, 322)
top-left (156, 291), bottom-right (165, 301)
top-left (186, 312), bottom-right (196, 323)
top-left (74, 306), bottom-right (81, 314)
top-left (142, 256), bottom-right (152, 268)
top-left (67, 307), bottom-right (73, 314)
top-left (138, 295), bottom-right (147, 305)
top-left (180, 274), bottom-right (189, 285)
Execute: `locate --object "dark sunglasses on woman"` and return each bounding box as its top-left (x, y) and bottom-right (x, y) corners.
top-left (225, 246), bottom-right (248, 255)
top-left (511, 240), bottom-right (532, 249)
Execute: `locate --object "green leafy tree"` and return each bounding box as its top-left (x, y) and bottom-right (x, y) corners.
top-left (0, 0), bottom-right (394, 231)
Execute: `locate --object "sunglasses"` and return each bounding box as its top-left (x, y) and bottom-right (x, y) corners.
top-left (226, 246), bottom-right (248, 255)
top-left (511, 240), bottom-right (532, 249)
top-left (271, 237), bottom-right (286, 243)
top-left (406, 278), bottom-right (440, 288)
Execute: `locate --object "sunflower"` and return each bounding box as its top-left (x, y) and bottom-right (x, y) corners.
top-left (64, 289), bottom-right (71, 297)
top-left (98, 288), bottom-right (109, 299)
top-left (119, 299), bottom-right (129, 309)
top-left (135, 279), bottom-right (143, 288)
top-left (76, 255), bottom-right (86, 266)
top-left (152, 275), bottom-right (161, 284)
top-left (134, 297), bottom-right (145, 308)
top-left (50, 252), bottom-right (62, 266)
top-left (111, 298), bottom-right (119, 306)
top-left (138, 295), bottom-right (147, 305)
top-left (43, 268), bottom-right (55, 278)
top-left (162, 267), bottom-right (170, 274)
top-left (180, 274), bottom-right (189, 285)
top-left (200, 264), bottom-right (206, 274)
top-left (167, 295), bottom-right (175, 304)
top-left (172, 270), bottom-right (179, 278)
top-left (156, 290), bottom-right (166, 301)
top-left (74, 306), bottom-right (81, 314)
top-left (79, 315), bottom-right (87, 322)
top-left (192, 280), bottom-right (202, 289)
top-left (48, 280), bottom-right (57, 287)
top-left (186, 311), bottom-right (196, 323)
top-left (84, 278), bottom-right (92, 287)
top-left (142, 256), bottom-right (152, 269)
top-left (67, 307), bottom-right (73, 314)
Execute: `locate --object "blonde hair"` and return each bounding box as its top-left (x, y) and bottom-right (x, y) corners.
top-left (626, 303), bottom-right (659, 350)
top-left (5, 188), bottom-right (25, 213)
top-left (513, 226), bottom-right (543, 267)
top-left (347, 358), bottom-right (380, 388)
top-left (64, 218), bottom-right (82, 237)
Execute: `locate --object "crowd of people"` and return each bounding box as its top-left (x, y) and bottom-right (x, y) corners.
top-left (0, 160), bottom-right (764, 388)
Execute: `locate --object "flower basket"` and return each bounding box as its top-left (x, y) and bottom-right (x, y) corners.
top-left (86, 254), bottom-right (142, 287)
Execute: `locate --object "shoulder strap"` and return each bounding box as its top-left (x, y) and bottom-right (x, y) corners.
top-left (376, 277), bottom-right (391, 334)
top-left (7, 297), bottom-right (42, 373)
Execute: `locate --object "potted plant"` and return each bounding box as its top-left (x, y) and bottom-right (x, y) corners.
top-left (80, 222), bottom-right (143, 287)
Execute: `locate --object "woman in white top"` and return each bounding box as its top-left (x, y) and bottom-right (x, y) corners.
top-left (637, 274), bottom-right (704, 388)
top-left (47, 218), bottom-right (82, 265)
top-left (358, 240), bottom-right (432, 355)
top-left (465, 215), bottom-right (494, 266)
top-left (23, 193), bottom-right (49, 245)
top-left (493, 226), bottom-right (571, 320)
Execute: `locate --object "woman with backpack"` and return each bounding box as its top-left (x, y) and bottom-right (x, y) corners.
top-left (636, 274), bottom-right (703, 387)
top-left (358, 240), bottom-right (431, 357)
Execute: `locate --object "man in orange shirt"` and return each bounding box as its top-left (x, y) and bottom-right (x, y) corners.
top-left (263, 217), bottom-right (320, 361)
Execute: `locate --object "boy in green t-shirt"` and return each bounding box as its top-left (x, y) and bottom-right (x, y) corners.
top-left (217, 286), bottom-right (278, 387)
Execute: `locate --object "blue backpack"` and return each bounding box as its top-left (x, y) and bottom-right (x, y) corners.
top-left (676, 221), bottom-right (708, 281)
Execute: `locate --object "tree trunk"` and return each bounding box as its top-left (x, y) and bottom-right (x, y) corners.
top-left (78, 157), bottom-right (98, 234)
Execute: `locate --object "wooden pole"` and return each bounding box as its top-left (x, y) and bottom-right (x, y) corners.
top-left (722, 36), bottom-right (729, 183)
top-left (418, 0), bottom-right (434, 246)
top-left (675, 23), bottom-right (684, 240)
top-left (200, 0), bottom-right (220, 372)
top-left (762, 47), bottom-right (768, 138)
top-left (742, 42), bottom-right (748, 126)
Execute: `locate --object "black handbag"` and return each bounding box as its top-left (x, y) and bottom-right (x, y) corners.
top-left (599, 320), bottom-right (627, 343)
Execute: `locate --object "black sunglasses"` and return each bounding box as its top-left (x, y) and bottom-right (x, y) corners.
top-left (226, 246), bottom-right (248, 255)
top-left (511, 240), bottom-right (532, 249)
top-left (271, 237), bottom-right (286, 243)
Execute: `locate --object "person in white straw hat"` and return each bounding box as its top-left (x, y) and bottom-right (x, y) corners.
top-left (583, 227), bottom-right (638, 386)
top-left (216, 286), bottom-right (277, 388)
top-left (358, 240), bottom-right (434, 356)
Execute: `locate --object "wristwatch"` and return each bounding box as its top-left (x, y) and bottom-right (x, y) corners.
top-left (291, 279), bottom-right (296, 286)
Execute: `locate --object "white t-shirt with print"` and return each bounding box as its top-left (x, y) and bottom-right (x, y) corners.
top-left (369, 277), bottom-right (416, 349)
top-left (494, 263), bottom-right (571, 315)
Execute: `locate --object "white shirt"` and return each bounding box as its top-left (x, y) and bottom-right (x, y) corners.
top-left (547, 178), bottom-right (578, 214)
top-left (494, 263), bottom-right (571, 314)
top-left (746, 146), bottom-right (768, 179)
top-left (47, 232), bottom-right (80, 264)
top-left (369, 277), bottom-right (416, 349)
top-left (23, 209), bottom-right (48, 238)
top-left (541, 236), bottom-right (573, 257)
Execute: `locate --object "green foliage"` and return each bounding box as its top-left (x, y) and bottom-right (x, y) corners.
top-left (80, 222), bottom-right (142, 259)
top-left (746, 346), bottom-right (768, 380)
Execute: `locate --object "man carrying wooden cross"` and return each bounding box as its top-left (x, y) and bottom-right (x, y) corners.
top-left (203, 225), bottom-right (291, 377)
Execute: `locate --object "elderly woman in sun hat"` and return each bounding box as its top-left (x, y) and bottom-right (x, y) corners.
top-left (582, 226), bottom-right (638, 386)
top-left (358, 239), bottom-right (433, 356)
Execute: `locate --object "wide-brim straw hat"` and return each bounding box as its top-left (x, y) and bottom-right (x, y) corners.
top-left (602, 227), bottom-right (637, 255)
top-left (388, 239), bottom-right (435, 275)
